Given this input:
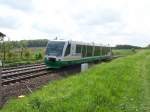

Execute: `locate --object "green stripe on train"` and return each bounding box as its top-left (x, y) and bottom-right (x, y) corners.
top-left (45, 55), bottom-right (111, 68)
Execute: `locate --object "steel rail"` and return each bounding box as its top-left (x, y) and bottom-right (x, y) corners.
top-left (2, 70), bottom-right (52, 85)
top-left (2, 63), bottom-right (45, 71)
top-left (2, 64), bottom-right (46, 74)
top-left (1, 63), bottom-right (51, 85)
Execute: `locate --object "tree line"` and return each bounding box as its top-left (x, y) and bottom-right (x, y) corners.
top-left (2, 39), bottom-right (48, 48)
top-left (113, 45), bottom-right (142, 49)
top-left (1, 39), bottom-right (148, 49)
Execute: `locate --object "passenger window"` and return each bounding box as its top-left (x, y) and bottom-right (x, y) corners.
top-left (65, 44), bottom-right (71, 56)
top-left (76, 45), bottom-right (82, 53)
top-left (87, 46), bottom-right (93, 57)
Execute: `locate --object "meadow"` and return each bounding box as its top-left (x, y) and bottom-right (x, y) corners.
top-left (1, 49), bottom-right (150, 112)
top-left (0, 47), bottom-right (45, 67)
top-left (112, 49), bottom-right (137, 55)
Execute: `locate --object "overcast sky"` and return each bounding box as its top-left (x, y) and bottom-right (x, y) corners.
top-left (0, 0), bottom-right (150, 46)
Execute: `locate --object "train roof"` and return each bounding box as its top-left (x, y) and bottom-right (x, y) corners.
top-left (48, 39), bottom-right (110, 47)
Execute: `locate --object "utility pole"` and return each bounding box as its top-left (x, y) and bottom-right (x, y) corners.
top-left (0, 32), bottom-right (6, 108)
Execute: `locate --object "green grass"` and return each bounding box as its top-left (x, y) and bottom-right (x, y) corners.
top-left (112, 49), bottom-right (137, 55)
top-left (1, 47), bottom-right (45, 67)
top-left (1, 50), bottom-right (150, 112)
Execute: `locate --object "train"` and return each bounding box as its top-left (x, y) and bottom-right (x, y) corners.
top-left (45, 40), bottom-right (112, 68)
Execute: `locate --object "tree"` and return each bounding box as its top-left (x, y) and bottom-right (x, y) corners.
top-left (146, 44), bottom-right (150, 48)
top-left (114, 45), bottom-right (141, 49)
top-left (3, 41), bottom-right (14, 61)
top-left (0, 32), bottom-right (6, 40)
top-left (131, 48), bottom-right (136, 53)
top-left (0, 32), bottom-right (6, 62)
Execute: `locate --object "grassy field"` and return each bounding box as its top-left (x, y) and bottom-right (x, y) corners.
top-left (1, 50), bottom-right (150, 112)
top-left (0, 47), bottom-right (45, 67)
top-left (112, 49), bottom-right (137, 55)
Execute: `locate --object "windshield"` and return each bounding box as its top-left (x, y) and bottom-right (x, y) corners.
top-left (46, 41), bottom-right (65, 56)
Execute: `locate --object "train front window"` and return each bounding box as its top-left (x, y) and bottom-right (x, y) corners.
top-left (46, 41), bottom-right (65, 56)
top-left (65, 43), bottom-right (71, 56)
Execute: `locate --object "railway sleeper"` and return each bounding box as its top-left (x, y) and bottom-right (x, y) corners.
top-left (2, 71), bottom-right (52, 85)
top-left (2, 65), bottom-right (46, 74)
top-left (2, 67), bottom-right (49, 78)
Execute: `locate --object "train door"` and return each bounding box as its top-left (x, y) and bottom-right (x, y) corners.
top-left (82, 45), bottom-right (87, 57)
top-left (70, 43), bottom-right (76, 55)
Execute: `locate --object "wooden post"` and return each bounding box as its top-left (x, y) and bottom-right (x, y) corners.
top-left (3, 41), bottom-right (6, 61)
top-left (0, 32), bottom-right (5, 108)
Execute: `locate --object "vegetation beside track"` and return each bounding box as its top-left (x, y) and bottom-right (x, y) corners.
top-left (112, 49), bottom-right (137, 56)
top-left (1, 50), bottom-right (150, 112)
top-left (1, 47), bottom-right (45, 67)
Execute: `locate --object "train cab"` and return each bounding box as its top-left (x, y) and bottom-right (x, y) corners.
top-left (45, 40), bottom-right (66, 62)
top-left (45, 40), bottom-right (80, 68)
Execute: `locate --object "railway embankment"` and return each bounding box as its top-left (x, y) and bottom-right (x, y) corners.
top-left (1, 50), bottom-right (150, 112)
top-left (1, 64), bottom-right (81, 106)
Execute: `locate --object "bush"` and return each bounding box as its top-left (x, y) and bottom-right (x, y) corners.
top-left (131, 48), bottom-right (136, 53)
top-left (24, 50), bottom-right (31, 59)
top-left (34, 52), bottom-right (43, 60)
top-left (7, 52), bottom-right (14, 60)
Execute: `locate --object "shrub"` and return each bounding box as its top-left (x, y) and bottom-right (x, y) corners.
top-left (7, 52), bottom-right (14, 60)
top-left (35, 52), bottom-right (43, 60)
top-left (24, 50), bottom-right (31, 59)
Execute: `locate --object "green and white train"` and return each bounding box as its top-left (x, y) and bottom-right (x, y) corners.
top-left (45, 40), bottom-right (112, 68)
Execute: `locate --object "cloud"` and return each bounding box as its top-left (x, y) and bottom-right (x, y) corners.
top-left (0, 0), bottom-right (149, 47)
top-left (0, 0), bottom-right (33, 12)
top-left (32, 23), bottom-right (63, 37)
top-left (77, 10), bottom-right (120, 26)
top-left (0, 16), bottom-right (20, 29)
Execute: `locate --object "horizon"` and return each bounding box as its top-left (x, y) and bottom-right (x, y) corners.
top-left (2, 38), bottom-right (145, 47)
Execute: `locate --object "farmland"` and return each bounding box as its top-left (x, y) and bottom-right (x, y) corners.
top-left (112, 49), bottom-right (137, 55)
top-left (1, 50), bottom-right (150, 112)
top-left (0, 47), bottom-right (45, 67)
top-left (0, 39), bottom-right (47, 67)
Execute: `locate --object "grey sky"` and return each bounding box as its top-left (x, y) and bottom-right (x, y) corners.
top-left (0, 0), bottom-right (33, 11)
top-left (0, 16), bottom-right (20, 29)
top-left (0, 0), bottom-right (149, 47)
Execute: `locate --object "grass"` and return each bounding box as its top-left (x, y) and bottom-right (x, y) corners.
top-left (112, 49), bottom-right (137, 55)
top-left (1, 50), bottom-right (150, 112)
top-left (1, 47), bottom-right (45, 67)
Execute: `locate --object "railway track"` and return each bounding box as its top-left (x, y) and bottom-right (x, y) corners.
top-left (2, 63), bottom-right (45, 71)
top-left (1, 55), bottom-right (123, 86)
top-left (1, 63), bottom-right (51, 85)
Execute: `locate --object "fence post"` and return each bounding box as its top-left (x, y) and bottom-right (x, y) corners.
top-left (0, 32), bottom-right (5, 108)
